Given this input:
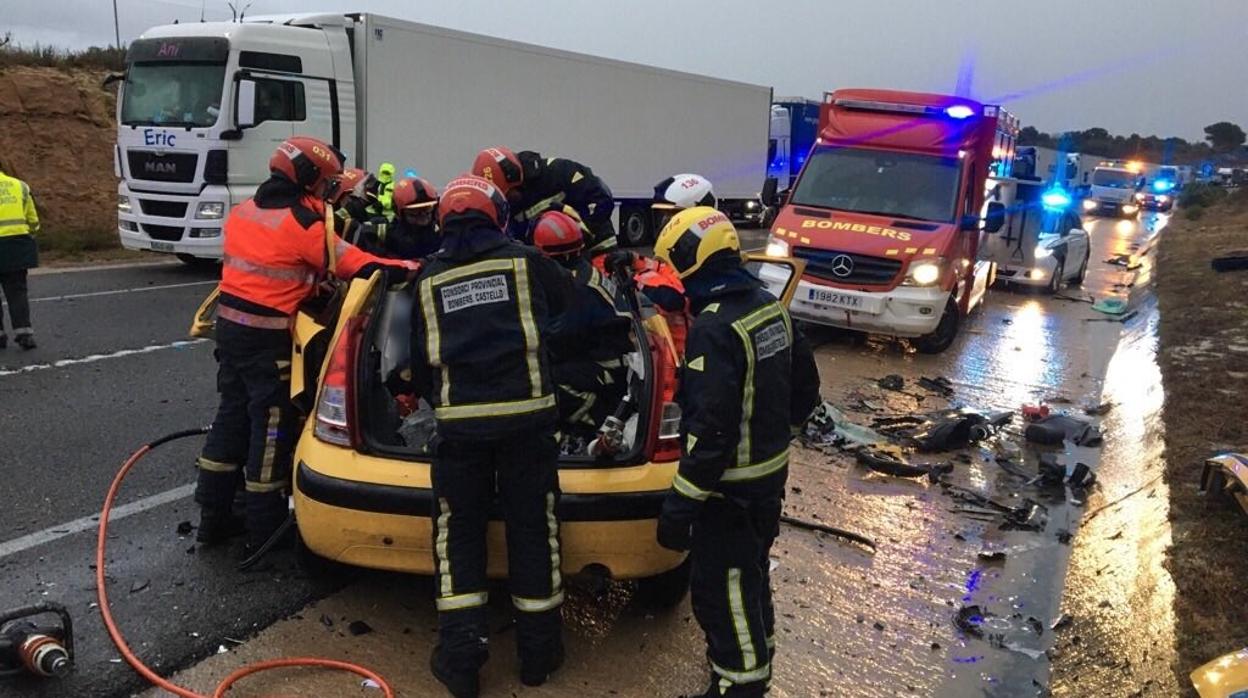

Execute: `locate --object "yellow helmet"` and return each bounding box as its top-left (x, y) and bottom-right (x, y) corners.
top-left (653, 206), bottom-right (741, 279)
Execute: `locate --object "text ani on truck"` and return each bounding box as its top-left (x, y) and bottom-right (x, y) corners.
top-left (762, 89), bottom-right (1018, 353)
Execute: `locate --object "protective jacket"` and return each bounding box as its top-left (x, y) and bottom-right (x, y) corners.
top-left (0, 171), bottom-right (40, 273)
top-left (411, 219), bottom-right (571, 439)
top-left (219, 176), bottom-right (402, 319)
top-left (513, 152), bottom-right (615, 253)
top-left (548, 258), bottom-right (631, 362)
top-left (672, 268), bottom-right (821, 503)
top-left (371, 218), bottom-right (441, 260)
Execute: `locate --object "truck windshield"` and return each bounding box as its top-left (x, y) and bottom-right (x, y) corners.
top-left (1092, 169), bottom-right (1135, 188)
top-left (791, 147), bottom-right (962, 223)
top-left (120, 62), bottom-right (226, 128)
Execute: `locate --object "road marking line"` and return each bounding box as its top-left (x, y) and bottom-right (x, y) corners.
top-left (30, 260), bottom-right (183, 276)
top-left (0, 338), bottom-right (210, 377)
top-left (0, 484), bottom-right (195, 560)
top-left (29, 280), bottom-right (217, 303)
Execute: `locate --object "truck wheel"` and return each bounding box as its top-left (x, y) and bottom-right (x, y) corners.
top-left (1045, 260), bottom-right (1065, 295)
top-left (635, 558), bottom-right (691, 610)
top-left (914, 297), bottom-right (960, 354)
top-left (620, 207), bottom-right (652, 247)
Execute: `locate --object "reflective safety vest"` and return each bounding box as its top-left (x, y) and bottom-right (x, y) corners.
top-left (413, 236), bottom-right (568, 440)
top-left (219, 197), bottom-right (396, 315)
top-left (0, 172), bottom-right (40, 238)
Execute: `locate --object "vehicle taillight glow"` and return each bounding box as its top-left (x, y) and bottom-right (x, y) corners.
top-left (647, 332), bottom-right (683, 463)
top-left (314, 316), bottom-right (364, 447)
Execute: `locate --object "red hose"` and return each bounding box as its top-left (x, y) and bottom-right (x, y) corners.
top-left (95, 438), bottom-right (396, 698)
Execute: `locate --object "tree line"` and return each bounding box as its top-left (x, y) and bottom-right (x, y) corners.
top-left (1019, 122), bottom-right (1247, 165)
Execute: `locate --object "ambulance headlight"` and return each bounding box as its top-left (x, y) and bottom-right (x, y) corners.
top-left (904, 259), bottom-right (944, 286)
top-left (1082, 199), bottom-right (1097, 211)
top-left (765, 237), bottom-right (790, 257)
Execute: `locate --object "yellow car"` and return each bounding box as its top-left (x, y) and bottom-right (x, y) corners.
top-left (289, 255), bottom-right (801, 605)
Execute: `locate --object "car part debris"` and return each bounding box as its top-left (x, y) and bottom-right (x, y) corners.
top-left (1024, 414), bottom-right (1103, 447)
top-left (1104, 254), bottom-right (1141, 270)
top-left (943, 484), bottom-right (1048, 531)
top-left (856, 446), bottom-right (952, 483)
top-left (1084, 310), bottom-right (1138, 324)
top-left (818, 402), bottom-right (887, 447)
top-left (0, 603), bottom-right (74, 679)
top-left (1022, 404), bottom-right (1051, 422)
top-left (779, 515), bottom-right (876, 552)
top-left (1083, 401), bottom-right (1114, 416)
top-left (1053, 293), bottom-right (1094, 304)
top-left (918, 376), bottom-right (954, 397)
top-left (1210, 252), bottom-right (1248, 273)
top-left (1191, 647), bottom-right (1248, 697)
top-left (1050, 613), bottom-right (1073, 631)
top-left (878, 374), bottom-right (905, 391)
top-left (954, 606), bottom-right (1046, 659)
top-left (875, 409), bottom-right (1012, 452)
top-left (798, 402), bottom-right (839, 447)
top-left (977, 551), bottom-right (1007, 564)
top-left (1091, 297), bottom-right (1128, 315)
top-left (1199, 452), bottom-right (1248, 516)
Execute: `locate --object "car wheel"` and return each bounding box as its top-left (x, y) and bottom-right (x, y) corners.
top-left (1073, 249), bottom-right (1090, 286)
top-left (635, 557), bottom-right (691, 610)
top-left (1045, 260), bottom-right (1065, 295)
top-left (914, 297), bottom-right (960, 354)
top-left (620, 207), bottom-right (652, 247)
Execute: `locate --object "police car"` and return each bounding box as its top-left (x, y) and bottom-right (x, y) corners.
top-left (288, 254), bottom-right (801, 605)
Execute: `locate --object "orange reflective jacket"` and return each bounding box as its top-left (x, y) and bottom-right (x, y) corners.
top-left (220, 196), bottom-right (399, 315)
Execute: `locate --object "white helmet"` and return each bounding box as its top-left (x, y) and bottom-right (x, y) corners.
top-left (653, 173), bottom-right (716, 210)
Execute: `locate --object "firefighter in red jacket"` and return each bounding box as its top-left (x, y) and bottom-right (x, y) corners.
top-left (195, 137), bottom-right (416, 554)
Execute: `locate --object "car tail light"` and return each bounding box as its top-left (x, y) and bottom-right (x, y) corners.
top-left (314, 316), bottom-right (364, 447)
top-left (646, 332), bottom-right (683, 462)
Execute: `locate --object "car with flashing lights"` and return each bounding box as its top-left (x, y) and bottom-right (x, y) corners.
top-left (759, 89), bottom-right (1018, 354)
top-left (1136, 166), bottom-right (1179, 212)
top-left (1082, 163), bottom-right (1144, 218)
top-left (286, 253), bottom-right (803, 606)
top-left (980, 184), bottom-right (1090, 294)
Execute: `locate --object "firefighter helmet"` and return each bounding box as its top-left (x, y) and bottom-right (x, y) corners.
top-left (323, 168), bottom-right (372, 207)
top-left (393, 177), bottom-right (439, 212)
top-left (533, 210), bottom-right (585, 259)
top-left (438, 175), bottom-right (509, 229)
top-left (653, 205), bottom-right (741, 280)
top-left (269, 136), bottom-right (342, 193)
top-left (471, 147), bottom-right (524, 195)
top-left (653, 174), bottom-right (716, 210)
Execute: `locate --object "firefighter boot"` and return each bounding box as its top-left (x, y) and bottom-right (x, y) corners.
top-left (520, 641), bottom-right (564, 687)
top-left (430, 646), bottom-right (480, 698)
top-left (242, 492), bottom-right (291, 556)
top-left (685, 677), bottom-right (768, 698)
top-left (0, 335), bottom-right (7, 349)
top-left (196, 508), bottom-right (246, 545)
top-left (15, 334), bottom-right (35, 350)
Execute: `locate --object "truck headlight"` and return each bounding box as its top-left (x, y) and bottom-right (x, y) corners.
top-left (1122, 204), bottom-right (1139, 214)
top-left (765, 237), bottom-right (790, 257)
top-left (746, 200), bottom-right (759, 210)
top-left (117, 195), bottom-right (132, 214)
top-left (195, 202), bottom-right (226, 220)
top-left (903, 259), bottom-right (944, 286)
top-left (1133, 192), bottom-right (1145, 202)
top-left (1082, 199), bottom-right (1097, 211)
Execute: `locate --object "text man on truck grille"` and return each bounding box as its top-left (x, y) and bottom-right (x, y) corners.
top-left (652, 207), bottom-right (821, 698)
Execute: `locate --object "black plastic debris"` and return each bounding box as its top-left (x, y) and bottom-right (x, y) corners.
top-left (856, 447), bottom-right (952, 483)
top-left (1051, 613), bottom-right (1073, 631)
top-left (1067, 463), bottom-right (1097, 490)
top-left (348, 620), bottom-right (373, 636)
top-left (1212, 252), bottom-right (1248, 273)
top-left (954, 605), bottom-right (987, 638)
top-left (918, 376), bottom-right (954, 398)
top-left (1024, 414), bottom-right (1103, 447)
top-left (876, 409), bottom-right (1012, 452)
top-left (176, 521), bottom-right (194, 536)
top-left (977, 551), bottom-right (1007, 564)
top-left (878, 374), bottom-right (905, 391)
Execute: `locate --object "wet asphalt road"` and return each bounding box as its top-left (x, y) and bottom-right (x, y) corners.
top-left (2, 215), bottom-right (1178, 698)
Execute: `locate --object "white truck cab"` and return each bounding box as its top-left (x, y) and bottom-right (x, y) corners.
top-left (116, 16), bottom-right (353, 262)
top-left (1081, 163), bottom-right (1144, 219)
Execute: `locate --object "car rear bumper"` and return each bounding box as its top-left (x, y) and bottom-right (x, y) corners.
top-left (789, 280), bottom-right (946, 337)
top-left (293, 458), bottom-right (684, 579)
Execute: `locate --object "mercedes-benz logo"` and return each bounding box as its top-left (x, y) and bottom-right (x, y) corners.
top-left (829, 254), bottom-right (854, 277)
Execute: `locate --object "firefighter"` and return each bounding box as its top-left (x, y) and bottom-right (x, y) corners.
top-left (651, 206), bottom-right (821, 697)
top-left (370, 177), bottom-right (441, 260)
top-left (370, 161), bottom-right (398, 218)
top-left (325, 167), bottom-right (376, 248)
top-left (411, 175), bottom-right (571, 697)
top-left (471, 147), bottom-right (617, 255)
top-left (0, 161), bottom-right (40, 350)
top-left (532, 209), bottom-right (632, 439)
top-left (653, 173), bottom-right (716, 211)
top-left (195, 137), bottom-right (417, 554)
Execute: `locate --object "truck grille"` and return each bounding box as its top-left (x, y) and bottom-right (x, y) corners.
top-left (794, 247), bottom-right (902, 286)
top-left (127, 151), bottom-right (197, 183)
top-left (138, 199), bottom-right (188, 218)
top-left (142, 224), bottom-right (184, 241)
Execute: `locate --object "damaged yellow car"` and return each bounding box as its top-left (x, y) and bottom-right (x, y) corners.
top-left (287, 255), bottom-right (801, 605)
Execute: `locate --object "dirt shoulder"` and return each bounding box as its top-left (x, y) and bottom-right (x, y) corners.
top-left (1156, 194), bottom-right (1248, 688)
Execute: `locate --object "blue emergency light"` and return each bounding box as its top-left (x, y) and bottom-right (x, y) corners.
top-left (944, 105), bottom-right (975, 120)
top-left (404, 169), bottom-right (419, 178)
top-left (1041, 188), bottom-right (1072, 210)
top-left (1152, 179), bottom-right (1174, 192)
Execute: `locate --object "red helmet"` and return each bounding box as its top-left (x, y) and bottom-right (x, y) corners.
top-left (533, 210), bottom-right (585, 258)
top-left (270, 136), bottom-right (342, 192)
top-left (393, 177), bottom-right (439, 212)
top-left (324, 167), bottom-right (371, 206)
top-left (471, 147), bottom-right (524, 196)
top-left (438, 174), bottom-right (509, 229)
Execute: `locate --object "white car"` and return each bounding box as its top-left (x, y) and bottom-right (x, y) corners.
top-left (994, 208), bottom-right (1091, 294)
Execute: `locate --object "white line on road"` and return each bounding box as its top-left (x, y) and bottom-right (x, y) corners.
top-left (30, 260), bottom-right (182, 276)
top-left (29, 280), bottom-right (217, 303)
top-left (0, 338), bottom-right (210, 377)
top-left (0, 484), bottom-right (195, 560)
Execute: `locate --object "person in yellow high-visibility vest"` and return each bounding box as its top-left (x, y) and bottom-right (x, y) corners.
top-left (0, 162), bottom-right (40, 350)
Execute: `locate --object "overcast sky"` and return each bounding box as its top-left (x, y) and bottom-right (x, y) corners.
top-left (8, 0), bottom-right (1245, 140)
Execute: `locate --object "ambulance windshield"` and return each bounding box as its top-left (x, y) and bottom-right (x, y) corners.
top-left (791, 147), bottom-right (962, 223)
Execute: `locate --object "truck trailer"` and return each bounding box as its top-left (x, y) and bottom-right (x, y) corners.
top-left (763, 89), bottom-right (1020, 353)
top-left (115, 12), bottom-right (774, 262)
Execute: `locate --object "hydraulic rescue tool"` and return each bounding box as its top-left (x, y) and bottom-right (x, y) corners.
top-left (0, 603), bottom-right (74, 680)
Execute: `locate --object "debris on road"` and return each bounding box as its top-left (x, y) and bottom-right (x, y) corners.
top-left (918, 376), bottom-right (954, 397)
top-left (978, 550), bottom-right (1007, 564)
top-left (1210, 252), bottom-right (1248, 273)
top-left (175, 521), bottom-right (194, 536)
top-left (1104, 254), bottom-right (1142, 270)
top-left (874, 408), bottom-right (1012, 452)
top-left (1025, 414), bottom-right (1104, 447)
top-left (1084, 401), bottom-right (1114, 416)
top-left (348, 620), bottom-right (374, 636)
top-left (1051, 613), bottom-right (1074, 631)
top-left (877, 374), bottom-right (905, 392)
top-left (129, 580), bottom-right (150, 594)
top-left (1091, 297), bottom-right (1129, 315)
top-left (856, 446), bottom-right (952, 483)
top-left (779, 514), bottom-right (877, 552)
